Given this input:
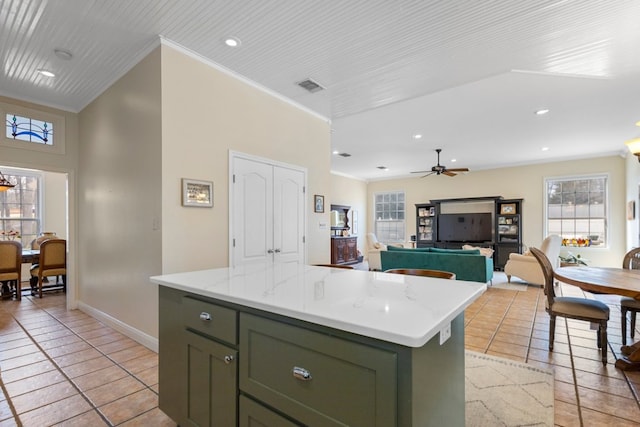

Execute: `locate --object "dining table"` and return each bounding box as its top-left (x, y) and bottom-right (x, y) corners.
top-left (21, 249), bottom-right (40, 264)
top-left (554, 266), bottom-right (640, 371)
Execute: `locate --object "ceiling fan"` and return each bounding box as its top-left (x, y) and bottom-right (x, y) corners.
top-left (411, 148), bottom-right (469, 177)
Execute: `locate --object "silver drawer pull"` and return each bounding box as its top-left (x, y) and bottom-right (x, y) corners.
top-left (292, 366), bottom-right (312, 381)
top-left (224, 355), bottom-right (234, 364)
top-left (199, 312), bottom-right (211, 321)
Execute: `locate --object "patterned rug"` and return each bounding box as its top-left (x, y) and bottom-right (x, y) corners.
top-left (466, 351), bottom-right (554, 426)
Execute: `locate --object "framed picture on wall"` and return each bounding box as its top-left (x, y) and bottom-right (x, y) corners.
top-left (351, 210), bottom-right (358, 235)
top-left (314, 195), bottom-right (324, 213)
top-left (182, 178), bottom-right (213, 207)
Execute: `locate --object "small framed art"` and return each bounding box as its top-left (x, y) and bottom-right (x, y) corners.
top-left (500, 203), bottom-right (516, 214)
top-left (182, 178), bottom-right (213, 207)
top-left (314, 195), bottom-right (324, 213)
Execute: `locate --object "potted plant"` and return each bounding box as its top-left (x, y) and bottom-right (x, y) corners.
top-left (559, 252), bottom-right (587, 266)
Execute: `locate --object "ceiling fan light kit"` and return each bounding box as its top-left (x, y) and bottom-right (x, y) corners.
top-left (411, 149), bottom-right (470, 177)
top-left (626, 138), bottom-right (640, 162)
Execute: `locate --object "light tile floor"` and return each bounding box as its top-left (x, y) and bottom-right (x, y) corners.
top-left (0, 291), bottom-right (175, 426)
top-left (0, 279), bottom-right (639, 426)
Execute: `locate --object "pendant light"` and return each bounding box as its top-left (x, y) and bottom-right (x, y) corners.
top-left (0, 171), bottom-right (16, 191)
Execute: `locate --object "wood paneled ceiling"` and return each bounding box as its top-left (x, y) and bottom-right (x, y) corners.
top-left (2, 0), bottom-right (640, 179)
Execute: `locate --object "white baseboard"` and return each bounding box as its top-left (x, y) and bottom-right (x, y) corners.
top-left (76, 301), bottom-right (158, 353)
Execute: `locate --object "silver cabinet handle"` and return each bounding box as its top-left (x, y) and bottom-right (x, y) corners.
top-left (224, 355), bottom-right (234, 364)
top-left (267, 249), bottom-right (274, 254)
top-left (199, 312), bottom-right (211, 321)
top-left (292, 366), bottom-right (312, 381)
top-left (274, 248), bottom-right (281, 253)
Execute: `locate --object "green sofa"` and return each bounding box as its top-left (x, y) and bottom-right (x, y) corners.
top-left (380, 246), bottom-right (493, 283)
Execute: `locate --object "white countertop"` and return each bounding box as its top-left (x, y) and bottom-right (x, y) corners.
top-left (150, 264), bottom-right (487, 347)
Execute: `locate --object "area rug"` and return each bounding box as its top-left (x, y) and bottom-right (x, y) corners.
top-left (466, 351), bottom-right (554, 426)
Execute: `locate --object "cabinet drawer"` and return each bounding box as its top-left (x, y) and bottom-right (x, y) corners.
top-left (239, 395), bottom-right (300, 427)
top-left (239, 313), bottom-right (397, 427)
top-left (182, 296), bottom-right (237, 345)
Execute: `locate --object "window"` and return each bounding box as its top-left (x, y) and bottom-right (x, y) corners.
top-left (374, 191), bottom-right (405, 243)
top-left (6, 114), bottom-right (53, 145)
top-left (0, 101), bottom-right (65, 154)
top-left (546, 175), bottom-right (607, 247)
top-left (0, 168), bottom-right (42, 248)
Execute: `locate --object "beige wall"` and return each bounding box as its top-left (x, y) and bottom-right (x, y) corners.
top-left (329, 173), bottom-right (368, 258)
top-left (78, 47), bottom-right (163, 342)
top-left (160, 44), bottom-right (331, 271)
top-left (43, 171), bottom-right (68, 238)
top-left (368, 156), bottom-right (627, 267)
top-left (625, 151), bottom-right (640, 250)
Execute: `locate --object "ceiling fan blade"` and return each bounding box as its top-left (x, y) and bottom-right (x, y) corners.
top-left (419, 172), bottom-right (435, 178)
top-left (446, 168), bottom-right (469, 172)
top-left (411, 170), bottom-right (431, 174)
top-left (442, 170), bottom-right (457, 177)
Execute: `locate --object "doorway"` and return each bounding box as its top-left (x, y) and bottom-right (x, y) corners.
top-left (0, 166), bottom-right (71, 304)
top-left (230, 152), bottom-right (306, 267)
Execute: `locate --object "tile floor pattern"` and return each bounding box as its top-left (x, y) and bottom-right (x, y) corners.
top-left (0, 280), bottom-right (639, 426)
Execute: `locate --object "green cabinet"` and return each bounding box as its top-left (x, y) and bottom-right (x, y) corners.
top-left (159, 285), bottom-right (466, 427)
top-left (239, 396), bottom-right (300, 427)
top-left (240, 313), bottom-right (397, 426)
top-left (184, 331), bottom-right (237, 426)
top-left (159, 287), bottom-right (239, 427)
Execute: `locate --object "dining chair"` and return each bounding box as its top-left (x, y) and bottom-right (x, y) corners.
top-left (0, 241), bottom-right (22, 300)
top-left (530, 247), bottom-right (610, 365)
top-left (384, 268), bottom-right (456, 280)
top-left (313, 264), bottom-right (355, 269)
top-left (30, 238), bottom-right (66, 298)
top-left (621, 247), bottom-right (640, 345)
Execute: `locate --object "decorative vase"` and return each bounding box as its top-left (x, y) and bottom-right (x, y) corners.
top-left (34, 231), bottom-right (56, 249)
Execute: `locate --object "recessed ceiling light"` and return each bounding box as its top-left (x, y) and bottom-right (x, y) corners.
top-left (535, 109), bottom-right (550, 115)
top-left (54, 48), bottom-right (73, 60)
top-left (377, 166), bottom-right (389, 171)
top-left (451, 159), bottom-right (457, 163)
top-left (636, 121), bottom-right (640, 127)
top-left (37, 69), bottom-right (55, 77)
top-left (542, 147), bottom-right (550, 151)
top-left (413, 134), bottom-right (422, 139)
top-left (332, 150), bottom-right (340, 155)
top-left (224, 37), bottom-right (241, 47)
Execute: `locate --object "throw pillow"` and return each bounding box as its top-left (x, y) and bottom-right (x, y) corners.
top-left (462, 244), bottom-right (494, 258)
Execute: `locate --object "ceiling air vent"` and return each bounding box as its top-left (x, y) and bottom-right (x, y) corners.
top-left (297, 78), bottom-right (325, 93)
top-left (339, 152), bottom-right (351, 157)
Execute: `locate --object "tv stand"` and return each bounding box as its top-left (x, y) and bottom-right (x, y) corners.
top-left (415, 196), bottom-right (523, 270)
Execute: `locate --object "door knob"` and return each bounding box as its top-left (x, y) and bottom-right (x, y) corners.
top-left (267, 249), bottom-right (274, 254)
top-left (274, 248), bottom-right (281, 253)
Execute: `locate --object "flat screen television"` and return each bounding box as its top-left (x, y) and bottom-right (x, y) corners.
top-left (438, 213), bottom-right (493, 242)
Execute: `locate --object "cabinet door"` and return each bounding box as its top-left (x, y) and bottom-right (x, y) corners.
top-left (346, 238), bottom-right (358, 262)
top-left (334, 239), bottom-right (346, 264)
top-left (185, 330), bottom-right (238, 427)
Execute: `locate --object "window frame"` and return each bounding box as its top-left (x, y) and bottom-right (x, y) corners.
top-left (544, 173), bottom-right (609, 248)
top-left (373, 190), bottom-right (406, 244)
top-left (1, 101), bottom-right (65, 155)
top-left (0, 167), bottom-right (44, 249)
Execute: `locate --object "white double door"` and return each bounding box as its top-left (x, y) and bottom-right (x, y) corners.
top-left (231, 154), bottom-right (306, 267)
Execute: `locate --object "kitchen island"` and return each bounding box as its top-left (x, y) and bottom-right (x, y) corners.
top-left (151, 263), bottom-right (486, 426)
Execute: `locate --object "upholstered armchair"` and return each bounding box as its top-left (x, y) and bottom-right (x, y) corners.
top-left (505, 234), bottom-right (562, 286)
top-left (366, 233), bottom-right (387, 271)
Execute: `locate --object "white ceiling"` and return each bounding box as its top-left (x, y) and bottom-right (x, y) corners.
top-left (2, 0), bottom-right (640, 180)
